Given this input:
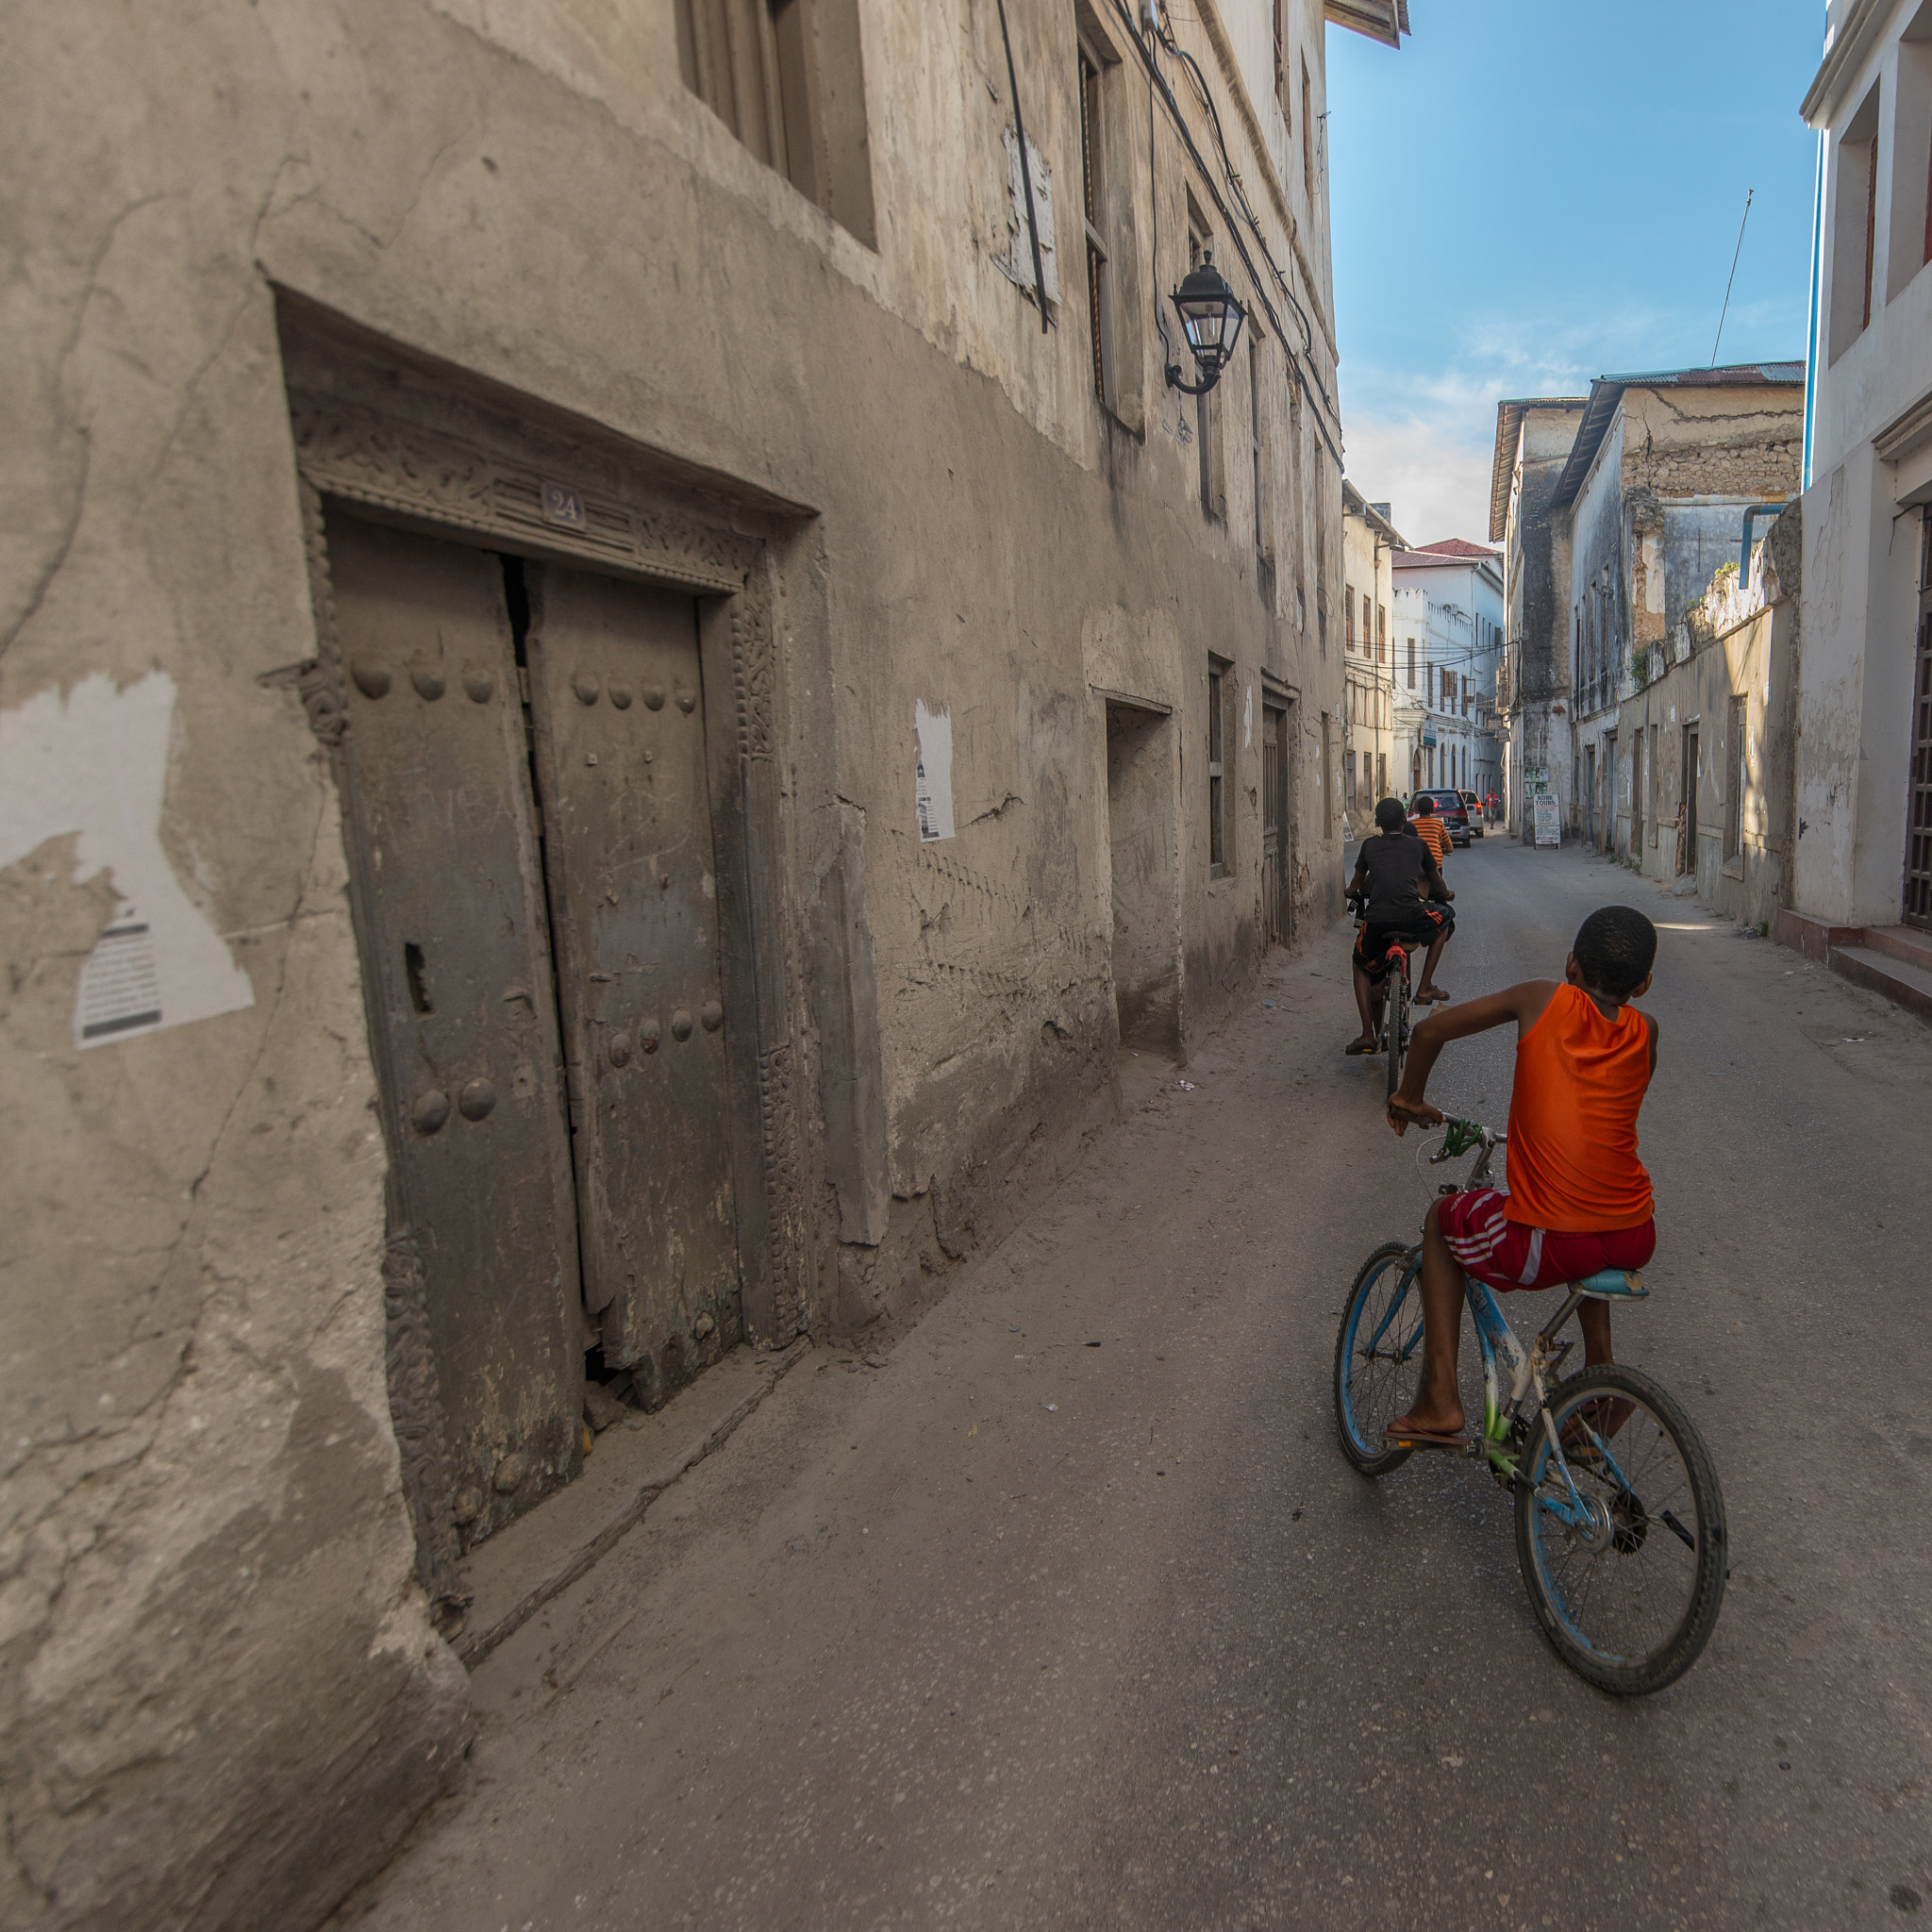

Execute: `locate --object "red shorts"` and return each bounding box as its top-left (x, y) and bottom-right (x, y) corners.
top-left (1436, 1188), bottom-right (1656, 1291)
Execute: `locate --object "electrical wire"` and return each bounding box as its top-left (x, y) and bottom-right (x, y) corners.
top-left (1101, 0), bottom-right (1345, 466)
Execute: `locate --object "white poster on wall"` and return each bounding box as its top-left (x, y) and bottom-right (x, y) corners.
top-left (0, 670), bottom-right (256, 1047)
top-left (914, 700), bottom-right (956, 842)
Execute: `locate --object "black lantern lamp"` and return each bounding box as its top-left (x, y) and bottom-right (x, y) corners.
top-left (1165, 251), bottom-right (1246, 396)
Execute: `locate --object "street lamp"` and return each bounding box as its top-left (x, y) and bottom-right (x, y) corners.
top-left (1164, 251), bottom-right (1245, 396)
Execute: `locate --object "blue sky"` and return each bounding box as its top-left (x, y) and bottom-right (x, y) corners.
top-left (1325, 1), bottom-right (1825, 545)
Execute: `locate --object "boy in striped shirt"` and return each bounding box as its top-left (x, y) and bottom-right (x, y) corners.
top-left (1408, 795), bottom-right (1452, 869)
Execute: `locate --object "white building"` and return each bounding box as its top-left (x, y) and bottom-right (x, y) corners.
top-left (1341, 482), bottom-right (1407, 835)
top-left (1391, 541), bottom-right (1506, 806)
top-left (1788, 0), bottom-right (1932, 967)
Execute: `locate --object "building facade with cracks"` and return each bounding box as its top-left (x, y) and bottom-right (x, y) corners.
top-left (0, 1), bottom-right (1408, 1925)
top-left (1491, 366), bottom-right (1805, 847)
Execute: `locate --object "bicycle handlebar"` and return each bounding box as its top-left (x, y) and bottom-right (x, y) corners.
top-left (1434, 1117), bottom-right (1505, 1158)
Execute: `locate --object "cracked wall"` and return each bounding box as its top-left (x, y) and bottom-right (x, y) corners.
top-left (1, 1), bottom-right (1352, 1920)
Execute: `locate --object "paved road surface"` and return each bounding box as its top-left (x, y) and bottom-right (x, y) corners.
top-left (335, 840), bottom-right (1932, 1932)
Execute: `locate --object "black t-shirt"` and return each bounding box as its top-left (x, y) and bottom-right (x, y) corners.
top-left (1352, 831), bottom-right (1441, 922)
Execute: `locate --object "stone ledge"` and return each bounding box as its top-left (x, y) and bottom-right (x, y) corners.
top-left (1774, 908), bottom-right (1861, 963)
top-left (453, 1337), bottom-right (812, 1668)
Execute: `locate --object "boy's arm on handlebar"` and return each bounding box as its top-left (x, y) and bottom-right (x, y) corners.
top-left (1386, 980), bottom-right (1562, 1136)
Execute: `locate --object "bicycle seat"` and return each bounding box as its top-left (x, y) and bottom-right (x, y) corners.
top-left (1574, 1268), bottom-right (1648, 1299)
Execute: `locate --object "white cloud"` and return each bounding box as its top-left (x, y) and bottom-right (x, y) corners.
top-left (1342, 413), bottom-right (1497, 547)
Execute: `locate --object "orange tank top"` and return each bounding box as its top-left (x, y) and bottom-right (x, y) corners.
top-left (1505, 984), bottom-right (1654, 1233)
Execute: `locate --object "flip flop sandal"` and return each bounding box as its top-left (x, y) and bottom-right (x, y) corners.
top-left (1415, 989), bottom-right (1452, 1005)
top-left (1343, 1039), bottom-right (1378, 1056)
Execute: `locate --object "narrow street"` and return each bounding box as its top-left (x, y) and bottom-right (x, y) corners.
top-left (334, 841), bottom-right (1932, 1932)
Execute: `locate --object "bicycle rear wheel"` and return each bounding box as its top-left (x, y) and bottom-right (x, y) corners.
top-left (1384, 970), bottom-right (1407, 1096)
top-left (1513, 1364), bottom-right (1726, 1695)
top-left (1333, 1241), bottom-right (1423, 1476)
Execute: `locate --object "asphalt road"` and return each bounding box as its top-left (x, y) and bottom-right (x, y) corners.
top-left (336, 838), bottom-right (1932, 1932)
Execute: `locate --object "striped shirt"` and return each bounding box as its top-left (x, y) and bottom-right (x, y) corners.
top-left (1409, 815), bottom-right (1451, 865)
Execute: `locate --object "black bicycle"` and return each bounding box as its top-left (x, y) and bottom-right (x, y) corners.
top-left (1349, 893), bottom-right (1417, 1097)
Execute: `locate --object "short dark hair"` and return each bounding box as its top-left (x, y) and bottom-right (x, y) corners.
top-left (1374, 797), bottom-right (1405, 832)
top-left (1574, 907), bottom-right (1657, 999)
top-left (1413, 796), bottom-right (1435, 816)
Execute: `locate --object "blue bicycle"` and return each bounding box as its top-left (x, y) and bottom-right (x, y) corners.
top-left (1333, 1119), bottom-right (1727, 1695)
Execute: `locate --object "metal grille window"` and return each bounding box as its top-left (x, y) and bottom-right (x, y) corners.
top-left (1376, 604), bottom-right (1387, 663)
top-left (1344, 585), bottom-right (1356, 652)
top-left (1077, 33), bottom-right (1114, 409)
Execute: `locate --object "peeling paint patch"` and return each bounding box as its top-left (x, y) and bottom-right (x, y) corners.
top-left (914, 700), bottom-right (955, 842)
top-left (0, 671), bottom-right (255, 1046)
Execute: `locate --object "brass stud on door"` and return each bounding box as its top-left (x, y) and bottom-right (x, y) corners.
top-left (463, 671), bottom-right (494, 703)
top-left (642, 687), bottom-right (666, 710)
top-left (671, 1008), bottom-right (694, 1042)
top-left (458, 1077), bottom-right (498, 1120)
top-left (608, 685), bottom-right (633, 709)
top-left (574, 675), bottom-right (601, 705)
top-left (700, 1001), bottom-right (724, 1033)
top-left (411, 1090), bottom-right (451, 1133)
top-left (675, 689), bottom-right (696, 714)
top-left (351, 658), bottom-right (391, 698)
top-left (638, 1017), bottom-right (662, 1054)
top-left (411, 668), bottom-right (446, 700)
top-left (608, 1032), bottom-right (631, 1067)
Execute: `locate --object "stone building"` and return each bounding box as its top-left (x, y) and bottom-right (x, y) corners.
top-left (0, 1), bottom-right (1408, 1924)
top-left (1390, 538), bottom-right (1504, 807)
top-left (1606, 505), bottom-right (1804, 924)
top-left (1341, 480), bottom-right (1405, 833)
top-left (1490, 394), bottom-right (1588, 831)
top-left (1780, 0), bottom-right (1932, 1016)
top-left (1491, 366), bottom-right (1805, 842)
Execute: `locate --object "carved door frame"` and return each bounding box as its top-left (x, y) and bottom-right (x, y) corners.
top-left (278, 315), bottom-right (809, 1600)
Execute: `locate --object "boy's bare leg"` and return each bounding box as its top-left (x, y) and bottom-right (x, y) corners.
top-left (1401, 1200), bottom-right (1467, 1435)
top-left (1578, 1301), bottom-right (1613, 1366)
top-left (1416, 929), bottom-right (1451, 1003)
top-left (1350, 961), bottom-right (1379, 1046)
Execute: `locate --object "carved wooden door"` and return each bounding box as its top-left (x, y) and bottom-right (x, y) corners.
top-left (327, 516), bottom-right (584, 1543)
top-left (525, 564), bottom-right (741, 1407)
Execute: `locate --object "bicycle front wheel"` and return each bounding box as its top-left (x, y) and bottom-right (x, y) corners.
top-left (1513, 1364), bottom-right (1727, 1695)
top-left (1333, 1241), bottom-right (1423, 1476)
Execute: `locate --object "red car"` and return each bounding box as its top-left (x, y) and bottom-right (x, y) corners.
top-left (1409, 787), bottom-right (1473, 848)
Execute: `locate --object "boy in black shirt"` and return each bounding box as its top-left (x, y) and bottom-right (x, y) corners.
top-left (1345, 797), bottom-right (1455, 1051)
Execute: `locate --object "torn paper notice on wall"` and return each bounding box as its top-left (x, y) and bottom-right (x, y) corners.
top-left (914, 700), bottom-right (955, 842)
top-left (0, 670), bottom-right (256, 1047)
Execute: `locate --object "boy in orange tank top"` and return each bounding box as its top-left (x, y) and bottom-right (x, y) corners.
top-left (1377, 907), bottom-right (1659, 1445)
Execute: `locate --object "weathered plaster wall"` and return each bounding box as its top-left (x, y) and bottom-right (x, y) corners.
top-left (1796, 0), bottom-right (1932, 934)
top-left (2, 2), bottom-right (1354, 1920)
top-left (1613, 505), bottom-right (1802, 927)
top-left (1500, 404), bottom-right (1581, 837)
top-left (1793, 447), bottom-right (1922, 924)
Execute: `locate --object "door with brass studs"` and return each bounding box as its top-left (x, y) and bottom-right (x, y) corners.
top-left (525, 564), bottom-right (741, 1407)
top-left (327, 515), bottom-right (584, 1544)
top-left (327, 515), bottom-right (746, 1548)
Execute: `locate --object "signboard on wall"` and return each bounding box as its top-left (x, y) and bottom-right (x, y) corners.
top-left (1533, 793), bottom-right (1561, 848)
